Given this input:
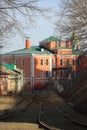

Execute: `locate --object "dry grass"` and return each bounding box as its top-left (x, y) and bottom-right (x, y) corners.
top-left (0, 96), bottom-right (21, 110)
top-left (0, 122), bottom-right (45, 130)
top-left (35, 89), bottom-right (65, 104)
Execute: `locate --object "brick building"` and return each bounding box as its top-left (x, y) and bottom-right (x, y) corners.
top-left (1, 36), bottom-right (83, 90)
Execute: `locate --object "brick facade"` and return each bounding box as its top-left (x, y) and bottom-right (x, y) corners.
top-left (1, 36), bottom-right (86, 90)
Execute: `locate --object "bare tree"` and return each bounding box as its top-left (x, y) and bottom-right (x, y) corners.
top-left (0, 0), bottom-right (49, 46)
top-left (55, 0), bottom-right (87, 47)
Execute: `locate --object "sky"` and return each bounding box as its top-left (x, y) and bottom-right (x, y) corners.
top-left (2, 0), bottom-right (61, 53)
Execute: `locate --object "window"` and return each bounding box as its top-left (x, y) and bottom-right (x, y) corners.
top-left (46, 59), bottom-right (49, 65)
top-left (41, 59), bottom-right (43, 65)
top-left (66, 59), bottom-right (69, 66)
top-left (52, 70), bottom-right (55, 77)
top-left (52, 59), bottom-right (55, 67)
top-left (60, 70), bottom-right (64, 77)
top-left (77, 59), bottom-right (81, 66)
top-left (72, 59), bottom-right (76, 66)
top-left (40, 71), bottom-right (44, 77)
top-left (46, 71), bottom-right (49, 77)
top-left (60, 59), bottom-right (63, 66)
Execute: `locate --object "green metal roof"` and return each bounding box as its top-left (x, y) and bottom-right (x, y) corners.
top-left (1, 63), bottom-right (15, 71)
top-left (4, 46), bottom-right (80, 56)
top-left (6, 46), bottom-right (51, 55)
top-left (40, 36), bottom-right (61, 43)
top-left (1, 63), bottom-right (22, 73)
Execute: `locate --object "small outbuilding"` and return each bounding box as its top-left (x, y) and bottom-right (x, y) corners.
top-left (0, 63), bottom-right (23, 95)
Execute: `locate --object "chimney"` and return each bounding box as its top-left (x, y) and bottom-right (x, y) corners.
top-left (25, 37), bottom-right (31, 49)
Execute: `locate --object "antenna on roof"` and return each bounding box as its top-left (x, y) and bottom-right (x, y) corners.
top-left (25, 34), bottom-right (32, 39)
top-left (26, 36), bottom-right (31, 39)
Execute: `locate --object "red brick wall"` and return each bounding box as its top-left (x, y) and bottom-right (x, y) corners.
top-left (34, 55), bottom-right (51, 78)
top-left (54, 55), bottom-right (77, 71)
top-left (57, 49), bottom-right (72, 54)
top-left (60, 42), bottom-right (66, 47)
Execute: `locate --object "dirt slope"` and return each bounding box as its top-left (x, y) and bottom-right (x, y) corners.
top-left (62, 68), bottom-right (87, 114)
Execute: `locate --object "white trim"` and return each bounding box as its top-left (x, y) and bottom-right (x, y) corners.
top-left (31, 55), bottom-right (34, 78)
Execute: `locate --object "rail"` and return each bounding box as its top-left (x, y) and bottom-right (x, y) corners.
top-left (39, 103), bottom-right (59, 130)
top-left (52, 103), bottom-right (87, 127)
top-left (0, 91), bottom-right (38, 120)
top-left (0, 90), bottom-right (87, 129)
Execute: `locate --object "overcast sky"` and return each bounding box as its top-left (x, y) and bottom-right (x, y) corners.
top-left (3, 0), bottom-right (61, 53)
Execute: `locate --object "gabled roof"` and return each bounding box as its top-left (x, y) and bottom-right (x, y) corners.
top-left (2, 63), bottom-right (15, 70)
top-left (5, 46), bottom-right (51, 55)
top-left (40, 36), bottom-right (61, 43)
top-left (1, 63), bottom-right (22, 73)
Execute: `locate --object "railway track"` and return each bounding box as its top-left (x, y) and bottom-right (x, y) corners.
top-left (39, 103), bottom-right (59, 130)
top-left (52, 103), bottom-right (87, 127)
top-left (0, 90), bottom-right (87, 130)
top-left (38, 102), bottom-right (87, 130)
top-left (0, 90), bottom-right (58, 129)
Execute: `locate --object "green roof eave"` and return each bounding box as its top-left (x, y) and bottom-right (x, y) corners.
top-left (4, 46), bottom-right (52, 55)
top-left (1, 63), bottom-right (15, 70)
top-left (1, 63), bottom-right (22, 73)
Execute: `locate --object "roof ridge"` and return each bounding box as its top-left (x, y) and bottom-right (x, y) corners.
top-left (3, 45), bottom-right (52, 55)
top-left (40, 35), bottom-right (61, 43)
